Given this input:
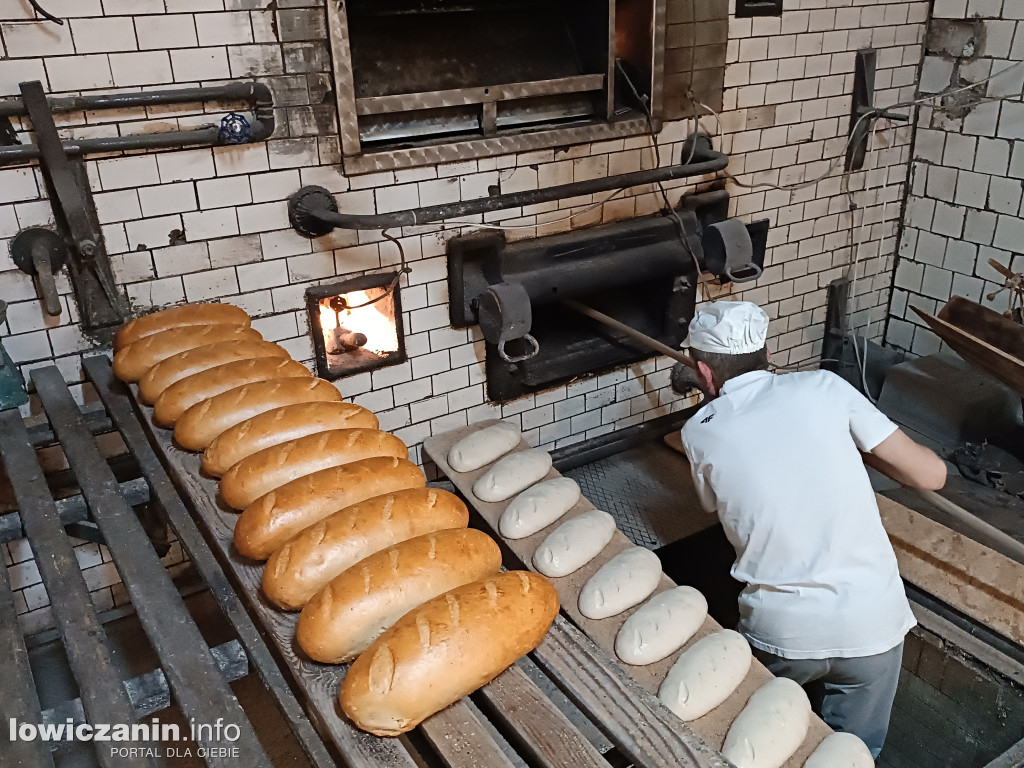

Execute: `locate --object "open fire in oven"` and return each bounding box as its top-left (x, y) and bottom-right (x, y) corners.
top-left (306, 273), bottom-right (406, 380)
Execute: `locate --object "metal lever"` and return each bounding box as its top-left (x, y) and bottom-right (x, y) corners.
top-left (32, 242), bottom-right (62, 316)
top-left (11, 227), bottom-right (68, 318)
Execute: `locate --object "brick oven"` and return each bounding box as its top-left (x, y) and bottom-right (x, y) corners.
top-left (4, 2), bottom-right (1024, 768)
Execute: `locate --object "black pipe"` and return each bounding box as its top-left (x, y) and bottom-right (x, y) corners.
top-left (289, 138), bottom-right (729, 234)
top-left (0, 81), bottom-right (273, 118)
top-left (0, 82), bottom-right (275, 162)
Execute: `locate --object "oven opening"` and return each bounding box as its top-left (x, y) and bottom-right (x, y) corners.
top-left (306, 273), bottom-right (406, 380)
top-left (342, 0), bottom-right (656, 150)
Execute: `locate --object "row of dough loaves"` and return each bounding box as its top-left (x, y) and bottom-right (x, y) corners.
top-left (445, 421), bottom-right (875, 768)
top-left (113, 302), bottom-right (561, 736)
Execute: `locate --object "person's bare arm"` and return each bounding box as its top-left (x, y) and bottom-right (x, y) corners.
top-left (862, 429), bottom-right (947, 490)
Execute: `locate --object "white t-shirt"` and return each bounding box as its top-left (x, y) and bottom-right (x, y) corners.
top-left (680, 369), bottom-right (916, 660)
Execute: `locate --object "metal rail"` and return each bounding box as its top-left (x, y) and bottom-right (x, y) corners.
top-left (288, 138), bottom-right (729, 233)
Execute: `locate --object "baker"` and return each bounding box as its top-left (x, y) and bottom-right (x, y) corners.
top-left (676, 301), bottom-right (946, 758)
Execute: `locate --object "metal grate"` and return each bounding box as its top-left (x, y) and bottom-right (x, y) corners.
top-left (563, 441), bottom-right (714, 549)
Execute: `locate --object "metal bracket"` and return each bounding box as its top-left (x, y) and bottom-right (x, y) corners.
top-left (680, 188), bottom-right (769, 284)
top-left (20, 80), bottom-right (127, 332)
top-left (845, 50), bottom-right (910, 172)
top-left (289, 185), bottom-right (340, 239)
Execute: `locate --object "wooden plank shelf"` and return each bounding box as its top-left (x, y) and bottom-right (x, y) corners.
top-left (121, 372), bottom-right (756, 768)
top-left (423, 420), bottom-right (835, 767)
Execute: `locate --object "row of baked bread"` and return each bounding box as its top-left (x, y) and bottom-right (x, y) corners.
top-left (112, 302), bottom-right (560, 737)
top-left (444, 421), bottom-right (874, 768)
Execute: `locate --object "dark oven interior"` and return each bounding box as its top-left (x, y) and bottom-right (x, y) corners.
top-left (345, 0), bottom-right (656, 147)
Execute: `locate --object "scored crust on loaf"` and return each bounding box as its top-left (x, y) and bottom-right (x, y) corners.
top-left (116, 302), bottom-right (250, 351)
top-left (153, 358), bottom-right (311, 426)
top-left (138, 339), bottom-right (291, 404)
top-left (340, 571), bottom-right (558, 736)
top-left (174, 378), bottom-right (343, 451)
top-left (201, 401), bottom-right (379, 476)
top-left (113, 324), bottom-right (263, 382)
top-left (219, 428), bottom-right (408, 509)
top-left (260, 487), bottom-right (469, 610)
top-left (233, 457), bottom-right (426, 559)
top-left (296, 529), bottom-right (501, 662)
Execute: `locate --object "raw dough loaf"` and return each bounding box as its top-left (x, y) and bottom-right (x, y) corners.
top-left (116, 302), bottom-right (250, 351)
top-left (339, 571), bottom-right (559, 736)
top-left (722, 677), bottom-right (811, 768)
top-left (578, 546), bottom-right (662, 620)
top-left (473, 447), bottom-right (552, 503)
top-left (233, 457), bottom-right (425, 560)
top-left (139, 339), bottom-right (290, 404)
top-left (498, 477), bottom-right (580, 539)
top-left (615, 586), bottom-right (708, 665)
top-left (219, 428), bottom-right (407, 509)
top-left (262, 488), bottom-right (469, 610)
top-left (658, 629), bottom-right (751, 721)
top-left (152, 357), bottom-right (310, 426)
top-left (447, 421), bottom-right (522, 472)
top-left (532, 510), bottom-right (616, 578)
top-left (202, 401), bottom-right (379, 477)
top-left (297, 529), bottom-right (502, 663)
top-left (803, 733), bottom-right (874, 768)
top-left (113, 324), bottom-right (263, 382)
top-left (174, 378), bottom-right (343, 451)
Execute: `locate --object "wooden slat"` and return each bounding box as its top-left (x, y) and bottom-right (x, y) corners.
top-left (31, 367), bottom-right (270, 768)
top-left (423, 421), bottom-right (833, 766)
top-left (121, 375), bottom-right (421, 768)
top-left (84, 355), bottom-right (340, 768)
top-left (474, 663), bottom-right (612, 768)
top-left (0, 409), bottom-right (154, 768)
top-left (419, 702), bottom-right (518, 768)
top-left (0, 556), bottom-right (56, 768)
top-left (534, 616), bottom-right (729, 768)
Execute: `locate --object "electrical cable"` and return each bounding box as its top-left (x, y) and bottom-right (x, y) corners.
top-left (334, 229), bottom-right (411, 310)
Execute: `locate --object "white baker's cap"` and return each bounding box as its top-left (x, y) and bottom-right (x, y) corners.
top-left (683, 301), bottom-right (769, 354)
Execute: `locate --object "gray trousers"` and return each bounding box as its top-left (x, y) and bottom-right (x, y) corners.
top-left (752, 641), bottom-right (904, 759)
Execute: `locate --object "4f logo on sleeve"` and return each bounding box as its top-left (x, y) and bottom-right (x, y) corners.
top-left (700, 413), bottom-right (715, 424)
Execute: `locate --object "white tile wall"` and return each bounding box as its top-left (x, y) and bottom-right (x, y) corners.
top-left (0, 0), bottom-right (928, 619)
top-left (886, 4), bottom-right (1024, 354)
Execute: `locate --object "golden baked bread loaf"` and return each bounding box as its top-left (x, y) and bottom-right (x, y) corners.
top-left (113, 325), bottom-right (263, 383)
top-left (339, 571), bottom-right (559, 736)
top-left (116, 303), bottom-right (250, 352)
top-left (219, 429), bottom-right (408, 510)
top-left (261, 488), bottom-right (469, 610)
top-left (202, 402), bottom-right (379, 477)
top-left (138, 340), bottom-right (291, 404)
top-left (153, 358), bottom-right (311, 427)
top-left (233, 457), bottom-right (425, 560)
top-left (297, 529), bottom-right (502, 663)
top-left (174, 378), bottom-right (343, 452)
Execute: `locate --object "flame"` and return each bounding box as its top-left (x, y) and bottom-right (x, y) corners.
top-left (319, 303), bottom-right (339, 331)
top-left (319, 289), bottom-right (398, 357)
